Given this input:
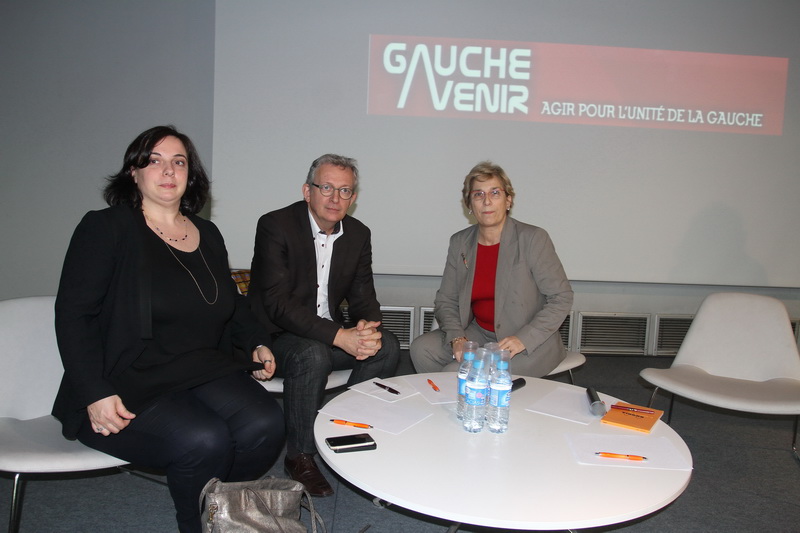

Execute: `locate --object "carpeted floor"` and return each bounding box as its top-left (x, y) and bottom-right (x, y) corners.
top-left (2, 355), bottom-right (798, 532)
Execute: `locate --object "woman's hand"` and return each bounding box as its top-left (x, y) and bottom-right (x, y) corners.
top-left (252, 345), bottom-right (277, 381)
top-left (451, 337), bottom-right (469, 362)
top-left (498, 335), bottom-right (525, 357)
top-left (87, 395), bottom-right (136, 436)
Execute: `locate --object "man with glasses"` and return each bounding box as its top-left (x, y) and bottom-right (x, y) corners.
top-left (248, 154), bottom-right (399, 497)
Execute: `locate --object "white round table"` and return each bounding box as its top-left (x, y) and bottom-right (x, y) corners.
top-left (314, 373), bottom-right (692, 530)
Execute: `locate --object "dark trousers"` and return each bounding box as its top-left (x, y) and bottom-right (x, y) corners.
top-left (272, 329), bottom-right (400, 455)
top-left (77, 371), bottom-right (285, 533)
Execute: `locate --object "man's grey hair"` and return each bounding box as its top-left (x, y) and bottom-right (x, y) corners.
top-left (305, 154), bottom-right (359, 189)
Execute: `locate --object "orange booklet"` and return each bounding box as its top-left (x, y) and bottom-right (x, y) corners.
top-left (601, 402), bottom-right (664, 433)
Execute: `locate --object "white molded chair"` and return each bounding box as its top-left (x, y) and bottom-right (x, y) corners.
top-left (258, 369), bottom-right (353, 393)
top-left (640, 292), bottom-right (800, 461)
top-left (545, 351), bottom-right (586, 384)
top-left (0, 296), bottom-right (129, 533)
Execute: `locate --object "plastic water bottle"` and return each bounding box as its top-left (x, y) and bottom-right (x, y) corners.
top-left (484, 342), bottom-right (501, 391)
top-left (487, 350), bottom-right (512, 433)
top-left (456, 341), bottom-right (478, 420)
top-left (483, 342), bottom-right (500, 353)
top-left (463, 348), bottom-right (490, 432)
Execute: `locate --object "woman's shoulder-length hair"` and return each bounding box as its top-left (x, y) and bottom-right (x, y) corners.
top-left (102, 125), bottom-right (210, 214)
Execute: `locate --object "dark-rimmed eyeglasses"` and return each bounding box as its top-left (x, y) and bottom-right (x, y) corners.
top-left (311, 182), bottom-right (355, 200)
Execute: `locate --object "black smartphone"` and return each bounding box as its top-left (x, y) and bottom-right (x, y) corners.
top-left (325, 433), bottom-right (377, 453)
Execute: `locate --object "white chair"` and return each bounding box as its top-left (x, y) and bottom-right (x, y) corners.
top-left (258, 369), bottom-right (353, 393)
top-left (640, 292), bottom-right (800, 461)
top-left (0, 296), bottom-right (129, 533)
top-left (545, 351), bottom-right (586, 384)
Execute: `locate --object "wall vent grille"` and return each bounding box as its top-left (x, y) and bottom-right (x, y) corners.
top-left (577, 313), bottom-right (650, 355)
top-left (381, 306), bottom-right (414, 349)
top-left (342, 306), bottom-right (414, 349)
top-left (420, 307), bottom-right (436, 337)
top-left (559, 312), bottom-right (572, 350)
top-left (653, 315), bottom-right (693, 356)
top-left (357, 308), bottom-right (799, 354)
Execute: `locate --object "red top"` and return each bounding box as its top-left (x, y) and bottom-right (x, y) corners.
top-left (471, 243), bottom-right (500, 331)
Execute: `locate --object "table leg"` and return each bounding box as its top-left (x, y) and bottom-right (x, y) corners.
top-left (372, 497), bottom-right (393, 508)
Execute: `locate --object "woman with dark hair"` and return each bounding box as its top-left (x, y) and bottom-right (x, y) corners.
top-left (410, 161), bottom-right (574, 377)
top-left (53, 125), bottom-right (285, 533)
top-left (102, 125), bottom-right (210, 214)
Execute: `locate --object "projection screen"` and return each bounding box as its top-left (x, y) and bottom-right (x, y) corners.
top-left (212, 0), bottom-right (800, 288)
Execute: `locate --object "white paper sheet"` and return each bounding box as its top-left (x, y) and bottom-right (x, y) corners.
top-left (402, 373), bottom-right (457, 404)
top-left (349, 377), bottom-right (419, 402)
top-left (525, 386), bottom-right (609, 425)
top-left (319, 391), bottom-right (432, 435)
top-left (565, 432), bottom-right (693, 471)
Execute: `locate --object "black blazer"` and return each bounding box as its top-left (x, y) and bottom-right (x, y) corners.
top-left (53, 205), bottom-right (267, 439)
top-left (248, 201), bottom-right (382, 344)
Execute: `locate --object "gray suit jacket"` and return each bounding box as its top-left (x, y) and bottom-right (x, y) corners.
top-left (434, 217), bottom-right (573, 373)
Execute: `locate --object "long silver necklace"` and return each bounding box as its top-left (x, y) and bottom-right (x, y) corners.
top-left (143, 209), bottom-right (218, 305)
top-left (163, 242), bottom-right (219, 305)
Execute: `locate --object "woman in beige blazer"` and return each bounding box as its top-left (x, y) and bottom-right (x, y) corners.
top-left (410, 162), bottom-right (574, 377)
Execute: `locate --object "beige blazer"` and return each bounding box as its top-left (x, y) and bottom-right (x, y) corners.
top-left (434, 217), bottom-right (573, 373)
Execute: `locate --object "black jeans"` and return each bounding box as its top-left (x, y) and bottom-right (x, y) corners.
top-left (272, 329), bottom-right (400, 455)
top-left (77, 371), bottom-right (285, 533)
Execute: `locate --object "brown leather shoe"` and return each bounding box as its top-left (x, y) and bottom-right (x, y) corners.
top-left (284, 453), bottom-right (334, 497)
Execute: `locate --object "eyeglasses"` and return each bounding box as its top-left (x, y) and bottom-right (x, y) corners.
top-left (470, 188), bottom-right (506, 202)
top-left (311, 182), bottom-right (355, 200)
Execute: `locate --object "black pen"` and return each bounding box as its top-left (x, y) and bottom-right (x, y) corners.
top-left (373, 381), bottom-right (400, 395)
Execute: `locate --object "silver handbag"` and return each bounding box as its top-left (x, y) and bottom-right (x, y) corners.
top-left (200, 477), bottom-right (325, 533)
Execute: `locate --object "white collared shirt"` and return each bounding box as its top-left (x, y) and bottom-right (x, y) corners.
top-left (307, 210), bottom-right (344, 320)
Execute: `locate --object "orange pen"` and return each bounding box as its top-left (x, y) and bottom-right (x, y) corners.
top-left (330, 419), bottom-right (373, 429)
top-left (595, 452), bottom-right (647, 461)
top-left (427, 378), bottom-right (440, 392)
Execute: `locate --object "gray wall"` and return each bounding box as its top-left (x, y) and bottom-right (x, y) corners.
top-left (0, 0), bottom-right (215, 299)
